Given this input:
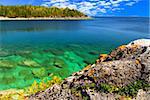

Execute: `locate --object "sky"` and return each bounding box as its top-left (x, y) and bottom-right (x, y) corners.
top-left (0, 0), bottom-right (149, 17)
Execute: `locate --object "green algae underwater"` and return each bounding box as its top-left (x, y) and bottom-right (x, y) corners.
top-left (0, 17), bottom-right (149, 90)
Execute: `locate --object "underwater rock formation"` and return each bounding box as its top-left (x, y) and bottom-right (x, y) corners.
top-left (29, 39), bottom-right (150, 100)
top-left (0, 60), bottom-right (16, 68)
top-left (19, 59), bottom-right (40, 67)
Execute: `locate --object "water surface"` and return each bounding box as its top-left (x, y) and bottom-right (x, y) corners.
top-left (0, 17), bottom-right (149, 90)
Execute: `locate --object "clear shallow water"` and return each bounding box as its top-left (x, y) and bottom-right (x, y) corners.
top-left (0, 17), bottom-right (149, 90)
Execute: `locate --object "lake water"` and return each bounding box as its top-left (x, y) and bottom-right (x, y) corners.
top-left (0, 17), bottom-right (149, 90)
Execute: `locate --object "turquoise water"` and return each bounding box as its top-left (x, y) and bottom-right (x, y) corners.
top-left (0, 17), bottom-right (149, 90)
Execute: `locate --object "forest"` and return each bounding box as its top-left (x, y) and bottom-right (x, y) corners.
top-left (0, 5), bottom-right (87, 18)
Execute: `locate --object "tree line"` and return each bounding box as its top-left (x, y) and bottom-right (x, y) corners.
top-left (0, 5), bottom-right (87, 18)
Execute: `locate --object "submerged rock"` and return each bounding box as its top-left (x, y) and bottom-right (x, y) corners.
top-left (0, 60), bottom-right (16, 68)
top-left (43, 48), bottom-right (64, 56)
top-left (19, 69), bottom-right (32, 78)
top-left (0, 51), bottom-right (13, 57)
top-left (32, 68), bottom-right (47, 78)
top-left (1, 75), bottom-right (16, 84)
top-left (49, 57), bottom-right (68, 68)
top-left (19, 59), bottom-right (40, 67)
top-left (88, 50), bottom-right (99, 55)
top-left (29, 39), bottom-right (150, 100)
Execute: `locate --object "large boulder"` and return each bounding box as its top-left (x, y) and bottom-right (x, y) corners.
top-left (29, 39), bottom-right (150, 100)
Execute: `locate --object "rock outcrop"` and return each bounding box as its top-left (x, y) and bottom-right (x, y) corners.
top-left (29, 39), bottom-right (150, 100)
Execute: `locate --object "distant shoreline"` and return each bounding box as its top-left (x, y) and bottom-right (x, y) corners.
top-left (0, 17), bottom-right (92, 21)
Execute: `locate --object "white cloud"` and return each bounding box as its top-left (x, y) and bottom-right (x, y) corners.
top-left (112, 7), bottom-right (124, 11)
top-left (126, 2), bottom-right (136, 6)
top-left (99, 8), bottom-right (107, 13)
top-left (41, 0), bottom-right (141, 16)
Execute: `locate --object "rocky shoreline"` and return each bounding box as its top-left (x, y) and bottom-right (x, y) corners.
top-left (29, 39), bottom-right (150, 100)
top-left (0, 39), bottom-right (149, 100)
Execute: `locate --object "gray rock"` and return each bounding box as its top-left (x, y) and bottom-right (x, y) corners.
top-left (29, 39), bottom-right (150, 100)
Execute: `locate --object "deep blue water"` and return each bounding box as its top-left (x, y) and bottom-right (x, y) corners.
top-left (1, 17), bottom-right (149, 47)
top-left (0, 17), bottom-right (149, 90)
top-left (0, 17), bottom-right (149, 45)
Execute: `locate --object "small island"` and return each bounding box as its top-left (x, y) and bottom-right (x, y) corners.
top-left (0, 5), bottom-right (90, 20)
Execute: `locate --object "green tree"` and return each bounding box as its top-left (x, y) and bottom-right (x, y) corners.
top-left (0, 5), bottom-right (87, 18)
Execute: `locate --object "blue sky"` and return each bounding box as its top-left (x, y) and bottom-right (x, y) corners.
top-left (0, 0), bottom-right (149, 17)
